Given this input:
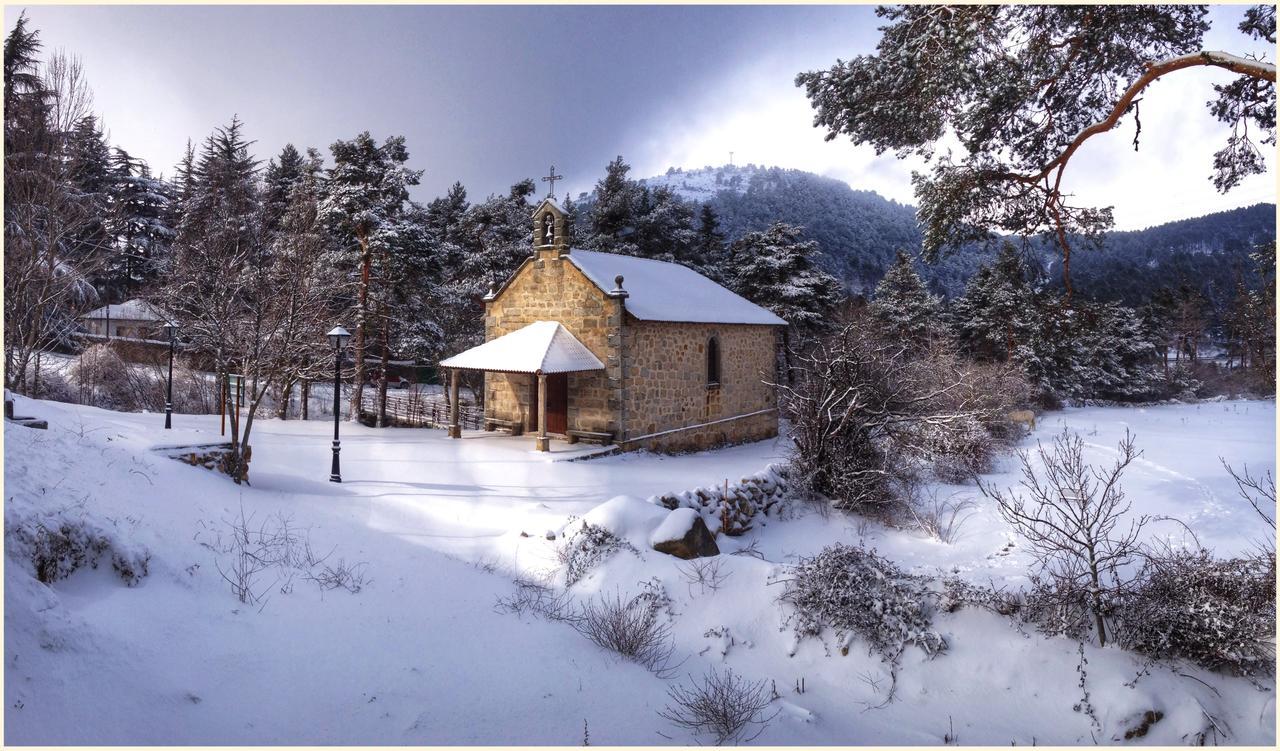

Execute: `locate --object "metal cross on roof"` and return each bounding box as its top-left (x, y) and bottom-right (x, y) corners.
top-left (541, 165), bottom-right (563, 197)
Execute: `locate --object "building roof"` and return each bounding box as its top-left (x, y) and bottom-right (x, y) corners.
top-left (81, 299), bottom-right (169, 322)
top-left (440, 321), bottom-right (605, 374)
top-left (565, 249), bottom-right (786, 326)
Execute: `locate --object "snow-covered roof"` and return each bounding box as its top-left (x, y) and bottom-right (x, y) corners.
top-left (566, 249), bottom-right (786, 326)
top-left (440, 321), bottom-right (605, 374)
top-left (532, 197), bottom-right (566, 217)
top-left (81, 299), bottom-right (169, 322)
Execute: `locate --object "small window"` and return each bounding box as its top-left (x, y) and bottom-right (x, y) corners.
top-left (706, 336), bottom-right (721, 387)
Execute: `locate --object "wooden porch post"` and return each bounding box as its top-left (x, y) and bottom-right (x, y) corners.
top-left (535, 370), bottom-right (549, 452)
top-left (448, 368), bottom-right (461, 438)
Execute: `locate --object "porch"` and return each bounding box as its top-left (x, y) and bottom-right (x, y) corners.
top-left (439, 321), bottom-right (608, 452)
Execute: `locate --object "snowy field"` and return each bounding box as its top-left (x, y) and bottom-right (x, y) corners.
top-left (4, 394), bottom-right (1275, 745)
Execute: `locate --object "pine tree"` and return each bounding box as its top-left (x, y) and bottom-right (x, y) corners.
top-left (723, 222), bottom-right (844, 380)
top-left (320, 131), bottom-right (423, 422)
top-left (62, 115), bottom-right (113, 288)
top-left (696, 203), bottom-right (725, 271)
top-left (587, 155), bottom-right (638, 253)
top-left (951, 243), bottom-right (1038, 362)
top-left (107, 147), bottom-right (174, 297)
top-left (161, 117), bottom-right (263, 470)
top-left (633, 184), bottom-right (697, 262)
top-left (261, 143), bottom-right (307, 238)
top-left (425, 180), bottom-right (469, 243)
top-left (869, 249), bottom-right (944, 344)
top-left (4, 15), bottom-right (99, 393)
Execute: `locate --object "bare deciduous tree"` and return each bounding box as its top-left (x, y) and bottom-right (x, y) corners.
top-left (1222, 458), bottom-right (1276, 532)
top-left (43, 49), bottom-right (92, 137)
top-left (978, 429), bottom-right (1147, 647)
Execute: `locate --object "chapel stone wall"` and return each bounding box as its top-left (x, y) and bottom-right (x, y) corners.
top-left (482, 252), bottom-right (618, 434)
top-left (619, 320), bottom-right (779, 450)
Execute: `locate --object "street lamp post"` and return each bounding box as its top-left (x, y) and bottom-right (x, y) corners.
top-left (327, 326), bottom-right (351, 483)
top-left (162, 321), bottom-right (178, 429)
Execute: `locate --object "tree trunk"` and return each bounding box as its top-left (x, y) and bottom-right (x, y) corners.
top-left (377, 303), bottom-right (390, 428)
top-left (349, 232), bottom-right (371, 421)
top-left (301, 379), bottom-right (310, 420)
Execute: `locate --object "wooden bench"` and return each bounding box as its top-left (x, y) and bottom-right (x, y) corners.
top-left (485, 418), bottom-right (523, 436)
top-left (567, 429), bottom-right (614, 445)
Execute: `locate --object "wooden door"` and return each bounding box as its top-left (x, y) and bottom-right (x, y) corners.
top-left (546, 373), bottom-right (568, 434)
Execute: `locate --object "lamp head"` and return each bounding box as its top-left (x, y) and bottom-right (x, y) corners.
top-left (327, 326), bottom-right (351, 350)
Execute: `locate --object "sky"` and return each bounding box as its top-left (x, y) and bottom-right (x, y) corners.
top-left (7, 3), bottom-right (1276, 231)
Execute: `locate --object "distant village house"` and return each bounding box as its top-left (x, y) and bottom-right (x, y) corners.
top-left (79, 299), bottom-right (169, 341)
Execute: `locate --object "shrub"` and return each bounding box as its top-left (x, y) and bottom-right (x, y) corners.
top-left (572, 586), bottom-right (677, 675)
top-left (938, 577), bottom-right (1021, 616)
top-left (781, 315), bottom-right (1023, 517)
top-left (70, 344), bottom-right (165, 412)
top-left (779, 543), bottom-right (946, 662)
top-left (558, 520), bottom-right (636, 586)
top-left (6, 514), bottom-right (150, 586)
top-left (1115, 549), bottom-right (1276, 675)
top-left (31, 370), bottom-right (76, 404)
top-left (658, 667), bottom-right (777, 745)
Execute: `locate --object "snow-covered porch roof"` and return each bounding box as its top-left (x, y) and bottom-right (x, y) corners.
top-left (439, 321), bottom-right (604, 374)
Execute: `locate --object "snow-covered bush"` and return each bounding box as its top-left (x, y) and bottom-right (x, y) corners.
top-left (780, 315), bottom-right (1025, 518)
top-left (658, 666), bottom-right (777, 744)
top-left (938, 577), bottom-right (1021, 616)
top-left (31, 370), bottom-right (76, 404)
top-left (1115, 549), bottom-right (1276, 675)
top-left (905, 415), bottom-right (996, 483)
top-left (779, 544), bottom-right (946, 662)
top-left (650, 463), bottom-right (791, 536)
top-left (71, 344), bottom-right (164, 412)
top-left (557, 519), bottom-right (637, 586)
top-left (6, 512), bottom-right (150, 586)
top-left (572, 586), bottom-right (676, 675)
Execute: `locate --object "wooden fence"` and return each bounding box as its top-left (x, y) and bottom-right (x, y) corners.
top-left (359, 389), bottom-right (483, 430)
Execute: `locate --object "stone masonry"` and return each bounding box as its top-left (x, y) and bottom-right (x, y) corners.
top-left (479, 199), bottom-right (779, 452)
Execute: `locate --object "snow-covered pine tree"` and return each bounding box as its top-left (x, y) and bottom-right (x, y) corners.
top-left (633, 184), bottom-right (698, 263)
top-left (723, 222), bottom-right (845, 379)
top-left (261, 143), bottom-right (308, 239)
top-left (4, 15), bottom-right (100, 394)
top-left (107, 147), bottom-right (174, 298)
top-left (61, 114), bottom-right (114, 295)
top-left (560, 192), bottom-right (578, 247)
top-left (951, 243), bottom-right (1038, 363)
top-left (320, 132), bottom-right (423, 421)
top-left (695, 202), bottom-right (726, 275)
top-left (159, 116), bottom-right (263, 479)
top-left (425, 181), bottom-right (469, 243)
top-left (585, 155), bottom-right (639, 254)
top-left (869, 249), bottom-right (944, 345)
top-left (265, 158), bottom-right (346, 420)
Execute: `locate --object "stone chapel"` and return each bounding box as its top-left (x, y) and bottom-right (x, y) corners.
top-left (440, 197), bottom-right (784, 452)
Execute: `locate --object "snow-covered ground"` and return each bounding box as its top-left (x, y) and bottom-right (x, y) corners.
top-left (4, 395), bottom-right (1275, 744)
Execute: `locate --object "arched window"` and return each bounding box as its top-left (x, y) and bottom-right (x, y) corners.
top-left (706, 336), bottom-right (721, 387)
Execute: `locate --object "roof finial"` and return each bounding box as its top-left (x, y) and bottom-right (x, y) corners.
top-left (608, 274), bottom-right (629, 299)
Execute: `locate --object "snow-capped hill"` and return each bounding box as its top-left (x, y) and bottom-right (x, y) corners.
top-left (636, 163), bottom-right (777, 201)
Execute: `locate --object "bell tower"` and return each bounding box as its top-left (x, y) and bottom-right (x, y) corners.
top-left (532, 197), bottom-right (569, 261)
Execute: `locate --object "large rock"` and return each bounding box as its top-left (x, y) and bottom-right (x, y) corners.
top-left (651, 508), bottom-right (720, 559)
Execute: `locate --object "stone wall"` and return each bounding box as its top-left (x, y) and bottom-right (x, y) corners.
top-left (620, 320), bottom-right (779, 448)
top-left (483, 249), bottom-right (620, 434)
top-left (621, 408), bottom-right (778, 453)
